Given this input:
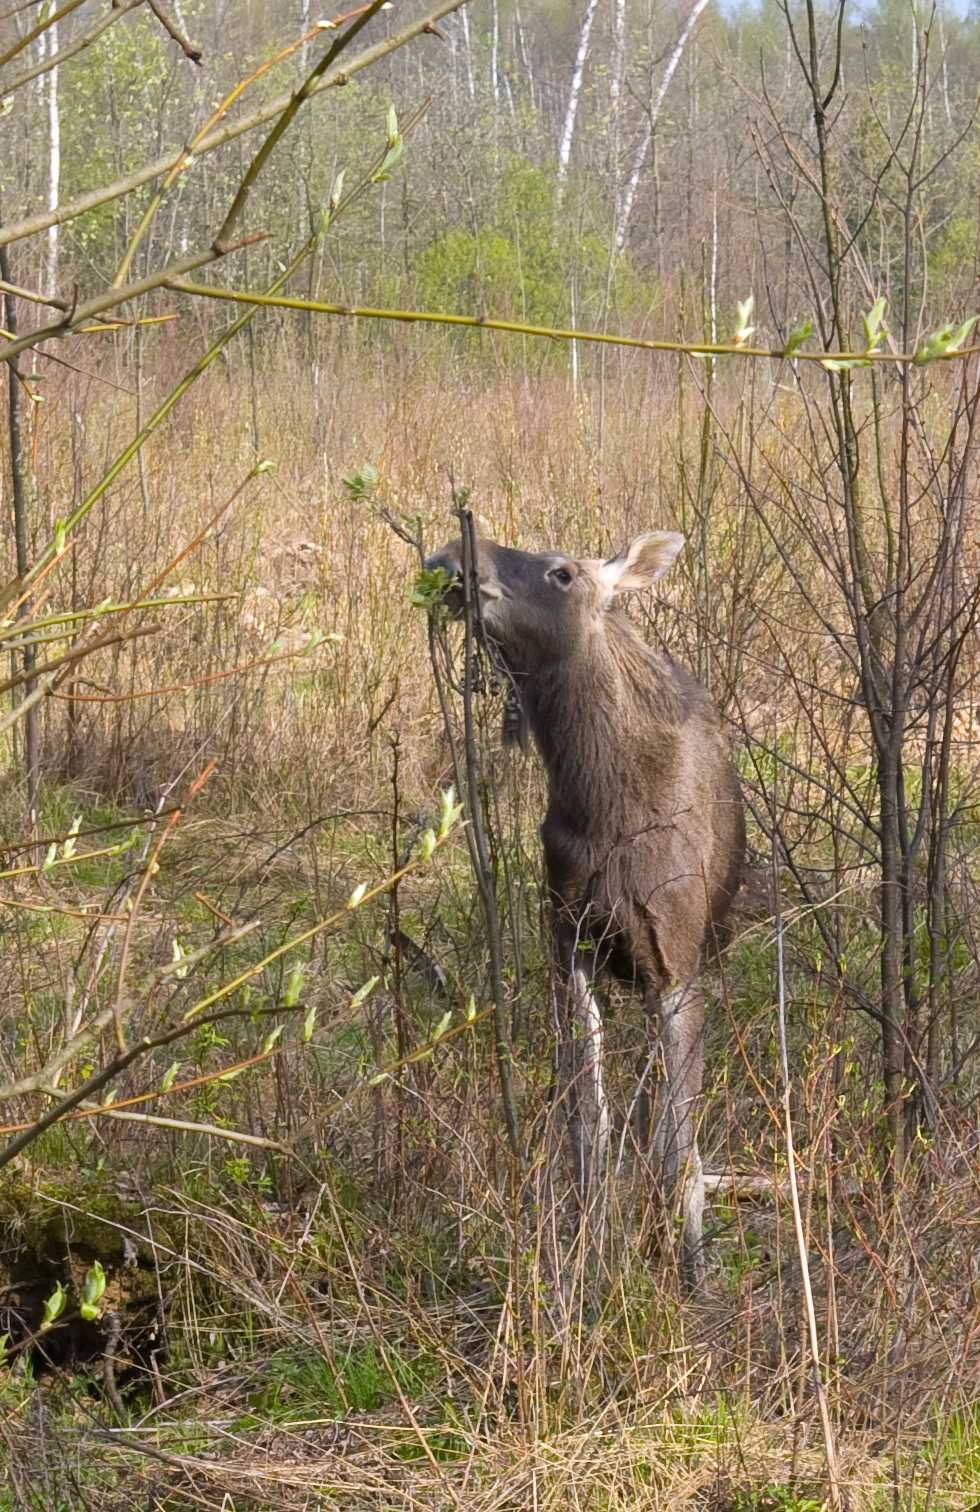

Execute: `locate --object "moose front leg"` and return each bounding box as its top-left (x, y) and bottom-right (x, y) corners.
top-left (649, 981), bottom-right (706, 1291)
top-left (554, 927), bottom-right (610, 1252)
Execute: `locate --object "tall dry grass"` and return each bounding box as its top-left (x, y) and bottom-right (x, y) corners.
top-left (1, 332), bottom-right (978, 1508)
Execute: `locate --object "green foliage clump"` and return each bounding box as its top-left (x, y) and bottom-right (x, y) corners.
top-left (412, 154), bottom-right (646, 342)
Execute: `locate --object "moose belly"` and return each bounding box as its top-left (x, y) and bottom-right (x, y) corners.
top-left (543, 813), bottom-right (708, 988)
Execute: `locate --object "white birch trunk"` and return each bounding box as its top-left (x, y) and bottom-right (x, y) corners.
top-left (459, 5), bottom-right (475, 102)
top-left (610, 0), bottom-right (627, 228)
top-left (515, 2), bottom-right (534, 110)
top-left (557, 0), bottom-right (600, 185)
top-left (615, 0), bottom-right (709, 250)
top-left (300, 0), bottom-right (311, 71)
top-left (939, 12), bottom-right (952, 128)
top-left (490, 0), bottom-right (500, 105)
top-left (45, 17), bottom-right (60, 297)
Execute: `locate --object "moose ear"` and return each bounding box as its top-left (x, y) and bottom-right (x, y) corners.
top-left (599, 531), bottom-right (684, 596)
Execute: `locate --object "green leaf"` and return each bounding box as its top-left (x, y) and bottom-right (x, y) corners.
top-left (302, 1003), bottom-right (317, 1042)
top-left (53, 519), bottom-right (66, 554)
top-left (386, 104), bottom-right (399, 144)
top-left (284, 963), bottom-right (304, 1007)
top-left (465, 996), bottom-right (477, 1022)
top-left (171, 938), bottom-right (189, 980)
top-left (160, 1060), bottom-right (180, 1092)
top-left (821, 357), bottom-right (872, 372)
top-left (350, 974), bottom-right (380, 1009)
top-left (782, 319), bottom-right (812, 358)
top-left (733, 295), bottom-right (755, 347)
top-left (432, 1010), bottom-right (452, 1042)
top-left (348, 882), bottom-right (368, 909)
top-left (418, 828), bottom-right (436, 862)
top-left (438, 785), bottom-right (464, 838)
top-left (341, 464), bottom-right (380, 500)
top-left (862, 296), bottom-right (887, 349)
top-left (79, 1261), bottom-right (106, 1322)
top-left (62, 814), bottom-right (82, 861)
top-left (410, 565), bottom-right (453, 610)
top-left (261, 1024), bottom-right (284, 1055)
top-left (947, 314), bottom-right (978, 351)
top-left (914, 315), bottom-right (978, 365)
top-left (40, 1282), bottom-right (67, 1331)
top-left (372, 136), bottom-right (403, 183)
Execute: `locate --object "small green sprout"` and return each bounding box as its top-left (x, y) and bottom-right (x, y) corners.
top-left (40, 1282), bottom-right (67, 1332)
top-left (783, 319), bottom-right (813, 358)
top-left (373, 105), bottom-right (403, 181)
top-left (261, 1024), bottom-right (284, 1055)
top-left (733, 295), bottom-right (755, 347)
top-left (341, 463), bottom-right (380, 500)
top-left (79, 1261), bottom-right (106, 1323)
top-left (438, 785), bottom-right (464, 838)
top-left (284, 963), bottom-right (305, 1007)
top-left (914, 314), bottom-right (978, 365)
top-left (350, 975), bottom-right (380, 1009)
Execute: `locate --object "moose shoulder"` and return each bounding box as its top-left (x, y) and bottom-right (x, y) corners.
top-left (425, 529), bottom-right (745, 1287)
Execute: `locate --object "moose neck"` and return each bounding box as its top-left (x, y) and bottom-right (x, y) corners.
top-left (513, 614), bottom-right (681, 831)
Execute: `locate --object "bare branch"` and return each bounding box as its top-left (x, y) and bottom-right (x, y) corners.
top-left (145, 0), bottom-right (201, 63)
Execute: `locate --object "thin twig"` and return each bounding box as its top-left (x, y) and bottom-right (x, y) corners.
top-left (146, 0), bottom-right (201, 62)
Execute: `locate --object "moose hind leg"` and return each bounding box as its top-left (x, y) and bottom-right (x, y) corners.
top-left (650, 982), bottom-right (706, 1290)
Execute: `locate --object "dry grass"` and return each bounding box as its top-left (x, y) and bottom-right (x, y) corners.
top-left (1, 334), bottom-right (978, 1509)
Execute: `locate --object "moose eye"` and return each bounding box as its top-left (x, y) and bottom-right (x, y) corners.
top-left (550, 567), bottom-right (573, 587)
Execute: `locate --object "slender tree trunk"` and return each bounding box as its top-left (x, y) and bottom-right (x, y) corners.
top-left (45, 18), bottom-right (60, 296)
top-left (490, 0), bottom-right (500, 106)
top-left (1, 245), bottom-right (41, 822)
top-left (615, 0), bottom-right (709, 248)
top-left (459, 5), bottom-right (475, 102)
top-left (514, 2), bottom-right (534, 110)
top-left (557, 0), bottom-right (599, 185)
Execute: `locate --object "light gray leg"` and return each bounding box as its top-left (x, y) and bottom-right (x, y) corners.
top-left (555, 949), bottom-right (610, 1255)
top-left (570, 965), bottom-right (610, 1194)
top-left (650, 982), bottom-right (706, 1290)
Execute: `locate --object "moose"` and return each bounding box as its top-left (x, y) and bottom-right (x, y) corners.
top-left (425, 526), bottom-right (744, 1287)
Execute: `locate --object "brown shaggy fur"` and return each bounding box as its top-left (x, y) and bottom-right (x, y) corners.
top-left (427, 530), bottom-right (745, 1286)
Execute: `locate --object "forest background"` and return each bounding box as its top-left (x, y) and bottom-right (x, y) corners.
top-left (0, 0), bottom-right (979, 1507)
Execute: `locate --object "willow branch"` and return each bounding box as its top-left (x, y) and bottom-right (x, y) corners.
top-left (165, 283), bottom-right (980, 367)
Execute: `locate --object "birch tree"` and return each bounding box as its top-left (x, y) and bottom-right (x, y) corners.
top-left (615, 0), bottom-right (710, 248)
top-left (557, 0), bottom-right (600, 185)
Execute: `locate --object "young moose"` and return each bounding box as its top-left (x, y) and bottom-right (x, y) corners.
top-left (426, 529), bottom-right (744, 1286)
